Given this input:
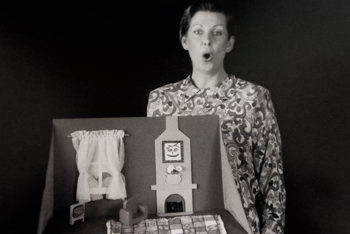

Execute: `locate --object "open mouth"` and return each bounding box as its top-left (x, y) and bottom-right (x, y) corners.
top-left (202, 52), bottom-right (213, 62)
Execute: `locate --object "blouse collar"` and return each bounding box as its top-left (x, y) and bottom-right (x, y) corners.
top-left (182, 74), bottom-right (235, 102)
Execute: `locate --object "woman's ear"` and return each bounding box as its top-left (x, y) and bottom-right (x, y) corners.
top-left (181, 36), bottom-right (189, 50)
top-left (225, 36), bottom-right (235, 53)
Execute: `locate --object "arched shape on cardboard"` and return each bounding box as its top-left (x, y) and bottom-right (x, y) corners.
top-left (165, 194), bottom-right (185, 213)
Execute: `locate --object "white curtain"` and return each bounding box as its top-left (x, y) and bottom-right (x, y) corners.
top-left (71, 130), bottom-right (127, 203)
top-left (105, 130), bottom-right (126, 199)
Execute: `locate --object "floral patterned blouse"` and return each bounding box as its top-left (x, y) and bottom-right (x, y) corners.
top-left (147, 75), bottom-right (286, 234)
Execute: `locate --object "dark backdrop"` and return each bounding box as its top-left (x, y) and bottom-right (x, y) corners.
top-left (0, 1), bottom-right (349, 233)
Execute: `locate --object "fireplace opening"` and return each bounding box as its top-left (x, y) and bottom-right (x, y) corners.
top-left (165, 194), bottom-right (185, 213)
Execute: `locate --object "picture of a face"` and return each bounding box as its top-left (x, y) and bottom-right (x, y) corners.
top-left (163, 141), bottom-right (183, 162)
top-left (166, 143), bottom-right (181, 157)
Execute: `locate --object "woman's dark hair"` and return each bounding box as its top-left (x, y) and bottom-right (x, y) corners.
top-left (179, 0), bottom-right (236, 41)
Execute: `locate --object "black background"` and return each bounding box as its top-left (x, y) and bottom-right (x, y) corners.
top-left (0, 0), bottom-right (349, 233)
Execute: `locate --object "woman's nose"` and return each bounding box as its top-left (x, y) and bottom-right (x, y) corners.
top-left (201, 34), bottom-right (211, 46)
top-left (201, 39), bottom-right (211, 46)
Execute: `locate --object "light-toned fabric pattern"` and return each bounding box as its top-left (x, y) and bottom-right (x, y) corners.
top-left (220, 132), bottom-right (253, 234)
top-left (71, 130), bottom-right (127, 202)
top-left (147, 75), bottom-right (286, 234)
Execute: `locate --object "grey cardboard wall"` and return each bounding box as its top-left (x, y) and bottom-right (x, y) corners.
top-left (50, 115), bottom-right (223, 217)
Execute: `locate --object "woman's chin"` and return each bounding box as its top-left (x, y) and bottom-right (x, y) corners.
top-left (194, 63), bottom-right (218, 74)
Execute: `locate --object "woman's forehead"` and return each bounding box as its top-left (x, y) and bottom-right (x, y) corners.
top-left (190, 11), bottom-right (227, 27)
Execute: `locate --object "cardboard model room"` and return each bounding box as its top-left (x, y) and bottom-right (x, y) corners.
top-left (2, 1), bottom-right (350, 234)
top-left (37, 115), bottom-right (248, 234)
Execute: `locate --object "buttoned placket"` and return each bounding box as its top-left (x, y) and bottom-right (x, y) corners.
top-left (179, 76), bottom-right (234, 114)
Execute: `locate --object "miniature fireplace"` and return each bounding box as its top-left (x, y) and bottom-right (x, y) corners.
top-left (165, 194), bottom-right (185, 213)
top-left (151, 116), bottom-right (197, 216)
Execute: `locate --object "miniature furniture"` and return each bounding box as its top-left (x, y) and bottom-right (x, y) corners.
top-left (69, 202), bottom-right (85, 225)
top-left (119, 197), bottom-right (148, 226)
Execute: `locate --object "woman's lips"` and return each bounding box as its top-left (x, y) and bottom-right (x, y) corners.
top-left (202, 52), bottom-right (213, 62)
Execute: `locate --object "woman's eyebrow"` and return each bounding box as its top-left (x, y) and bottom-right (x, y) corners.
top-left (190, 23), bottom-right (203, 28)
top-left (212, 24), bottom-right (225, 28)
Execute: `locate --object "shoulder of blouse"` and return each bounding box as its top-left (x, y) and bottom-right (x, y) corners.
top-left (149, 78), bottom-right (187, 96)
top-left (234, 76), bottom-right (271, 101)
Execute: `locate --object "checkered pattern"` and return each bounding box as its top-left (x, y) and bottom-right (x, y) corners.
top-left (106, 215), bottom-right (227, 234)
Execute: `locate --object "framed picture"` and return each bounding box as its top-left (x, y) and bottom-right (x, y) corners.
top-left (162, 140), bottom-right (184, 163)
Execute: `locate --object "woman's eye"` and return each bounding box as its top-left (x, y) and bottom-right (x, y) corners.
top-left (193, 29), bottom-right (203, 35)
top-left (213, 30), bottom-right (223, 36)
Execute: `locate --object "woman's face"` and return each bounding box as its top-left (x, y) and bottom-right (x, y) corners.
top-left (182, 11), bottom-right (234, 75)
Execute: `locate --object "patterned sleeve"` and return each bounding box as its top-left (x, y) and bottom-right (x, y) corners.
top-left (253, 89), bottom-right (286, 234)
top-left (147, 88), bottom-right (178, 117)
top-left (147, 89), bottom-right (169, 117)
top-left (147, 89), bottom-right (161, 117)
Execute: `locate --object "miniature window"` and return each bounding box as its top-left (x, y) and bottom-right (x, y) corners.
top-left (71, 130), bottom-right (127, 202)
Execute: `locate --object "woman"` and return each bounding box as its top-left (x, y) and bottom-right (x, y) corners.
top-left (147, 0), bottom-right (286, 233)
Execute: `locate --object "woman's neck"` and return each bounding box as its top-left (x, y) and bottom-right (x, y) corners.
top-left (191, 70), bottom-right (228, 89)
